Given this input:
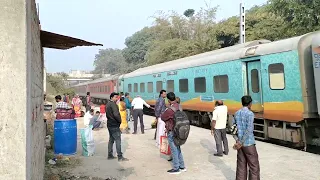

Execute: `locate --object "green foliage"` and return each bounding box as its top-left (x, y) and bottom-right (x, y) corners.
top-left (146, 39), bottom-right (198, 65)
top-left (93, 48), bottom-right (127, 74)
top-left (56, 72), bottom-right (68, 80)
top-left (183, 9), bottom-right (195, 17)
top-left (92, 1), bottom-right (320, 75)
top-left (46, 74), bottom-right (75, 96)
top-left (268, 0), bottom-right (320, 34)
top-left (47, 74), bottom-right (65, 93)
top-left (122, 27), bottom-right (157, 64)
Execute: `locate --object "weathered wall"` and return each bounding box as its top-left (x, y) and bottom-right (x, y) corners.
top-left (28, 0), bottom-right (45, 179)
top-left (0, 0), bottom-right (45, 179)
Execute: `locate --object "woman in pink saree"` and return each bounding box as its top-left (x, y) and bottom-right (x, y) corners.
top-left (72, 95), bottom-right (82, 118)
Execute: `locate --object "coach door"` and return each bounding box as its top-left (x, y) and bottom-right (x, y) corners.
top-left (247, 61), bottom-right (263, 112)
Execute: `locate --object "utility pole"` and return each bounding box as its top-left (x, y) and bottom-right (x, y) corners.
top-left (239, 1), bottom-right (245, 44)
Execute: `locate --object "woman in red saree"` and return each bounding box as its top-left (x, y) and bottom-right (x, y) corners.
top-left (72, 94), bottom-right (82, 118)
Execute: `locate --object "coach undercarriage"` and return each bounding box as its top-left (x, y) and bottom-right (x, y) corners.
top-left (175, 109), bottom-right (320, 151)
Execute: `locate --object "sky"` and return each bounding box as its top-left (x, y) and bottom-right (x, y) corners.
top-left (37, 0), bottom-right (267, 73)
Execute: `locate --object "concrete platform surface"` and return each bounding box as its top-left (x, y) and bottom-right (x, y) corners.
top-left (71, 115), bottom-right (320, 180)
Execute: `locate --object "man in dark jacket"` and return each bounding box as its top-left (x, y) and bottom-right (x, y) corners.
top-left (106, 92), bottom-right (128, 162)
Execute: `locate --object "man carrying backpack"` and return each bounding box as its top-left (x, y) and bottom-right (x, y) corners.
top-left (161, 92), bottom-right (189, 174)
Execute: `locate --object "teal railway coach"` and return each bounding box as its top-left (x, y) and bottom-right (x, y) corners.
top-left (74, 31), bottom-right (320, 149)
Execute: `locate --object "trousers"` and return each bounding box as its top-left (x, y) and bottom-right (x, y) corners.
top-left (126, 109), bottom-right (131, 123)
top-left (236, 145), bottom-right (260, 180)
top-left (133, 109), bottom-right (144, 133)
top-left (156, 117), bottom-right (166, 148)
top-left (168, 131), bottom-right (185, 170)
top-left (214, 128), bottom-right (229, 155)
top-left (107, 127), bottom-right (123, 158)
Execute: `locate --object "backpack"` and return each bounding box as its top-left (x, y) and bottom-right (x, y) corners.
top-left (170, 106), bottom-right (190, 146)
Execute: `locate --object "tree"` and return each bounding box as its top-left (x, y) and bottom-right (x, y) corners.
top-left (268, 0), bottom-right (320, 35)
top-left (146, 39), bottom-right (198, 65)
top-left (144, 4), bottom-right (220, 65)
top-left (47, 74), bottom-right (65, 93)
top-left (94, 1), bottom-right (319, 73)
top-left (122, 27), bottom-right (157, 64)
top-left (56, 72), bottom-right (68, 80)
top-left (93, 48), bottom-right (127, 75)
top-left (245, 5), bottom-right (291, 41)
top-left (183, 9), bottom-right (195, 17)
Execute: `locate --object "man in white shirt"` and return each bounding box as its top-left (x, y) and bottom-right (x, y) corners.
top-left (211, 100), bottom-right (229, 157)
top-left (131, 95), bottom-right (152, 134)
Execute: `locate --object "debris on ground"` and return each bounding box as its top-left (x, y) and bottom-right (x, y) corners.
top-left (46, 170), bottom-right (117, 180)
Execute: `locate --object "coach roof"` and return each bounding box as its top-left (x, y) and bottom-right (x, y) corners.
top-left (124, 32), bottom-right (319, 78)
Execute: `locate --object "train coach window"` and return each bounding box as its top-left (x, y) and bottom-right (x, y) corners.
top-left (140, 83), bottom-right (145, 93)
top-left (195, 77), bottom-right (206, 93)
top-left (128, 84), bottom-right (132, 92)
top-left (269, 63), bottom-right (285, 90)
top-left (167, 80), bottom-right (175, 92)
top-left (251, 69), bottom-right (260, 93)
top-left (214, 75), bottom-right (229, 93)
top-left (179, 79), bottom-right (188, 93)
top-left (156, 81), bottom-right (163, 92)
top-left (148, 82), bottom-right (153, 93)
top-left (134, 83), bottom-right (138, 92)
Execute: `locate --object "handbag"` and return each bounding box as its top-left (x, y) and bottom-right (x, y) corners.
top-left (55, 108), bottom-right (75, 120)
top-left (160, 135), bottom-right (171, 155)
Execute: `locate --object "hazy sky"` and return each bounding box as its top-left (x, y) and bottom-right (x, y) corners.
top-left (37, 0), bottom-right (267, 73)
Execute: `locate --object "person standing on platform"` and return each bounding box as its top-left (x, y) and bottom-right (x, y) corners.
top-left (119, 97), bottom-right (129, 133)
top-left (131, 95), bottom-right (152, 134)
top-left (72, 94), bottom-right (82, 118)
top-left (85, 92), bottom-right (92, 112)
top-left (124, 93), bottom-right (132, 124)
top-left (233, 95), bottom-right (260, 180)
top-left (63, 94), bottom-right (67, 103)
top-left (106, 92), bottom-right (129, 161)
top-left (66, 94), bottom-right (70, 104)
top-left (155, 90), bottom-right (167, 146)
top-left (211, 100), bottom-right (229, 157)
top-left (161, 92), bottom-right (186, 174)
top-left (100, 101), bottom-right (107, 122)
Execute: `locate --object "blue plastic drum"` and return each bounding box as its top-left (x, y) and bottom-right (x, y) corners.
top-left (54, 119), bottom-right (77, 156)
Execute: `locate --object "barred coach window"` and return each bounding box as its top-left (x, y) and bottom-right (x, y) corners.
top-left (140, 83), bottom-right (145, 93)
top-left (134, 83), bottom-right (138, 92)
top-left (179, 79), bottom-right (188, 93)
top-left (156, 81), bottom-right (163, 92)
top-left (148, 82), bottom-right (153, 93)
top-left (269, 63), bottom-right (285, 90)
top-left (128, 84), bottom-right (132, 92)
top-left (194, 77), bottom-right (206, 93)
top-left (167, 80), bottom-right (174, 92)
top-left (213, 75), bottom-right (229, 93)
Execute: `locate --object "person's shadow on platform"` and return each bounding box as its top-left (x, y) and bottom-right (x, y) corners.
top-left (200, 138), bottom-right (235, 180)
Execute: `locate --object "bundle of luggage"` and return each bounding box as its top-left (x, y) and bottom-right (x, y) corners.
top-left (55, 108), bottom-right (76, 120)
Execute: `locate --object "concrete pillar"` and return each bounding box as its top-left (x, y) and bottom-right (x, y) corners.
top-left (0, 0), bottom-right (45, 179)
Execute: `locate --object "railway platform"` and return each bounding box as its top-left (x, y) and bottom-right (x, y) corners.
top-left (71, 115), bottom-right (320, 180)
